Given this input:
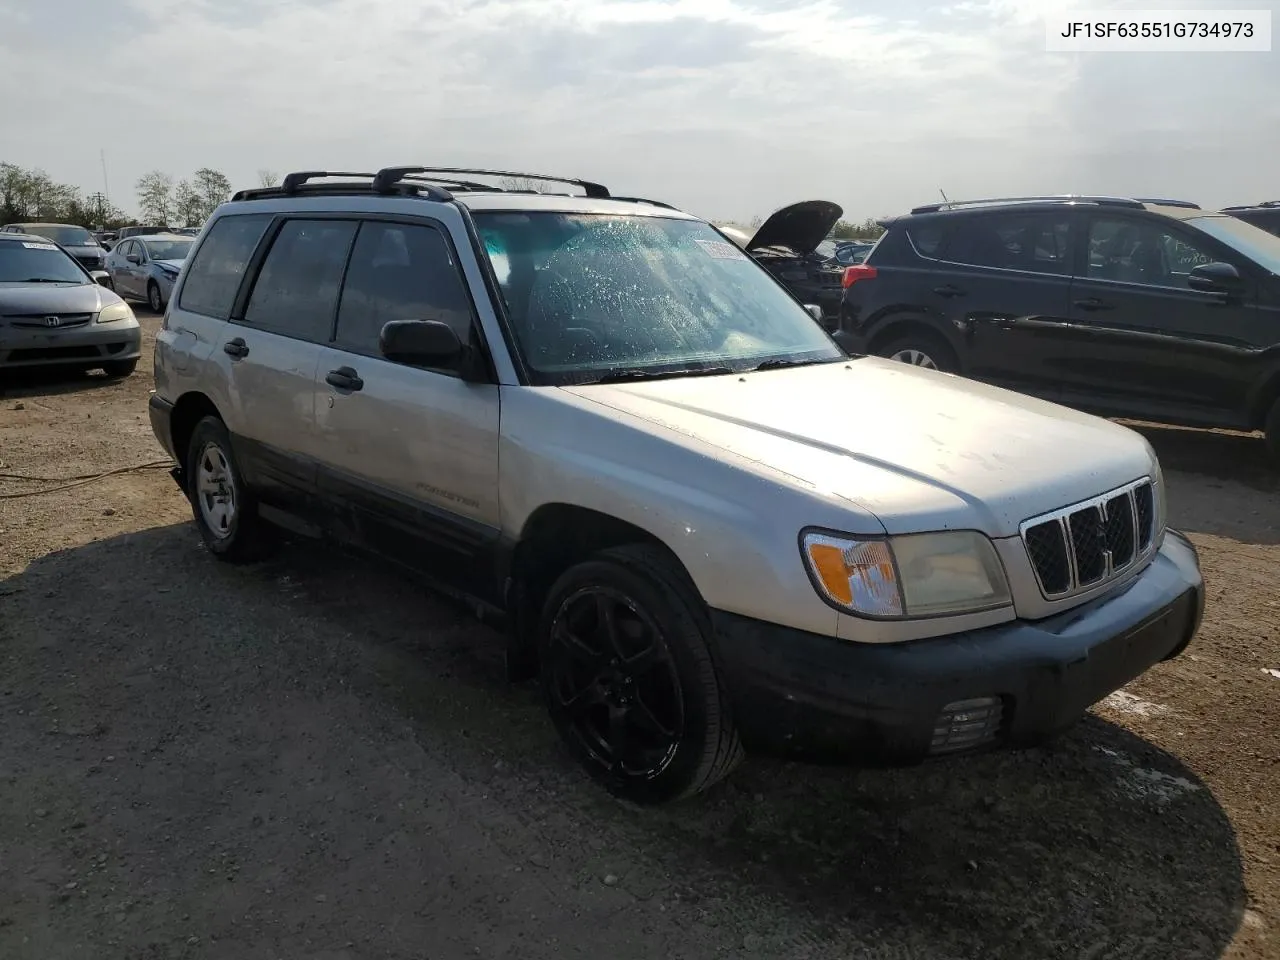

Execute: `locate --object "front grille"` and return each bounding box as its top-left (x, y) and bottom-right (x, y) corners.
top-left (1022, 479), bottom-right (1157, 600)
top-left (8, 313), bottom-right (93, 329)
top-left (930, 697), bottom-right (1003, 755)
top-left (75, 254), bottom-right (104, 270)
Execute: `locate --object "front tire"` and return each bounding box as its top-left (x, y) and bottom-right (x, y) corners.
top-left (185, 416), bottom-right (272, 562)
top-left (102, 358), bottom-right (138, 378)
top-left (538, 544), bottom-right (742, 804)
top-left (147, 281), bottom-right (163, 313)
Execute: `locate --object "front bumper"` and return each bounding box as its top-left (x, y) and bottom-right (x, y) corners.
top-left (0, 319), bottom-right (142, 369)
top-left (710, 530), bottom-right (1204, 764)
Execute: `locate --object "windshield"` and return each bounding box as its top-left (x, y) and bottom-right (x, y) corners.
top-left (473, 212), bottom-right (843, 384)
top-left (142, 239), bottom-right (193, 261)
top-left (22, 224), bottom-right (96, 246)
top-left (1188, 215), bottom-right (1280, 274)
top-left (0, 239), bottom-right (87, 283)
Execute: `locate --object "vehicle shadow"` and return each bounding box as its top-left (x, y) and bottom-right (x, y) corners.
top-left (0, 365), bottom-right (134, 400)
top-left (1122, 421), bottom-right (1280, 545)
top-left (2, 525), bottom-right (1247, 959)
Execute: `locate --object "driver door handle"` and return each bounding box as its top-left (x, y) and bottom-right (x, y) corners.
top-left (1073, 297), bottom-right (1112, 311)
top-left (223, 337), bottom-right (249, 359)
top-left (325, 366), bottom-right (364, 392)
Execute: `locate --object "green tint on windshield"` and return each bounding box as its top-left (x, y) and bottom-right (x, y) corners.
top-left (473, 212), bottom-right (841, 384)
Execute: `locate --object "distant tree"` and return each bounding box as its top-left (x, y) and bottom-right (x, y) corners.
top-left (191, 167), bottom-right (232, 220)
top-left (830, 217), bottom-right (885, 241)
top-left (173, 179), bottom-right (203, 227)
top-left (0, 162), bottom-right (127, 227)
top-left (499, 176), bottom-right (544, 192)
top-left (257, 169), bottom-right (279, 188)
top-left (136, 170), bottom-right (175, 224)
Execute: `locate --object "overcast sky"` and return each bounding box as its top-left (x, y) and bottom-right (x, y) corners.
top-left (2, 0), bottom-right (1277, 223)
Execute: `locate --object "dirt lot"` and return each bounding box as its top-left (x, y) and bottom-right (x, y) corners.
top-left (1, 310), bottom-right (1276, 960)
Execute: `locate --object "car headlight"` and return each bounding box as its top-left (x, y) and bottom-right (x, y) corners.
top-left (801, 529), bottom-right (1012, 618)
top-left (96, 301), bottom-right (134, 324)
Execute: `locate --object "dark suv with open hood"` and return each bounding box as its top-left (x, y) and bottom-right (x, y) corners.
top-left (720, 201), bottom-right (844, 319)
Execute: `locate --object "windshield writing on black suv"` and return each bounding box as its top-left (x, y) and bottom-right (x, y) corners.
top-left (0, 240), bottom-right (86, 283)
top-left (473, 212), bottom-right (843, 384)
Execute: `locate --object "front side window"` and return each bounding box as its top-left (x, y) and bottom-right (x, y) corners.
top-left (243, 219), bottom-right (357, 341)
top-left (945, 213), bottom-right (1071, 274)
top-left (1086, 217), bottom-right (1217, 289)
top-left (334, 221), bottom-right (475, 359)
top-left (179, 214), bottom-right (272, 318)
top-left (473, 212), bottom-right (842, 384)
top-left (0, 239), bottom-right (87, 283)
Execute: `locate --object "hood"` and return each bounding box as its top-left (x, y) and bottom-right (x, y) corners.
top-left (0, 282), bottom-right (123, 315)
top-left (153, 259), bottom-right (184, 271)
top-left (63, 243), bottom-right (104, 255)
top-left (744, 200), bottom-right (843, 255)
top-left (562, 359), bottom-right (1154, 537)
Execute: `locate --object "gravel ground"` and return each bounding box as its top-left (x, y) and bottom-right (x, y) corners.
top-left (1, 311), bottom-right (1276, 960)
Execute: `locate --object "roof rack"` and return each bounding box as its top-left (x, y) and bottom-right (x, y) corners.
top-left (1222, 200), bottom-right (1280, 210)
top-left (910, 194), bottom-right (1150, 215)
top-left (230, 166), bottom-right (613, 204)
top-left (1132, 197), bottom-right (1200, 209)
top-left (609, 196), bottom-right (676, 210)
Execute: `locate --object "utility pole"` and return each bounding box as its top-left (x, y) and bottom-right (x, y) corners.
top-left (87, 192), bottom-right (108, 229)
top-left (100, 149), bottom-right (111, 210)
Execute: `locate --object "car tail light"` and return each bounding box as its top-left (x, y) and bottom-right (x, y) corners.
top-left (842, 265), bottom-right (877, 289)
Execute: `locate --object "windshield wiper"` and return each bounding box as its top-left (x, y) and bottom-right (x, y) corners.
top-left (751, 357), bottom-right (835, 371)
top-left (19, 277), bottom-right (76, 283)
top-left (591, 365), bottom-right (735, 384)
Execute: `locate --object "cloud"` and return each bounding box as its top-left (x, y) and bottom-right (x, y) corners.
top-left (1, 0), bottom-right (1276, 220)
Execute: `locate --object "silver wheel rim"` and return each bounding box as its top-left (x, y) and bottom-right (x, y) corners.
top-left (890, 348), bottom-right (938, 369)
top-left (149, 285), bottom-right (161, 311)
top-left (196, 441), bottom-right (237, 539)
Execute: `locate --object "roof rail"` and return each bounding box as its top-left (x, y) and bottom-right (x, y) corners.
top-left (1132, 197), bottom-right (1201, 209)
top-left (372, 166), bottom-right (610, 198)
top-left (231, 170), bottom-right (454, 203)
top-left (1223, 200), bottom-right (1280, 210)
top-left (609, 196), bottom-right (676, 210)
top-left (909, 194), bottom-right (1147, 214)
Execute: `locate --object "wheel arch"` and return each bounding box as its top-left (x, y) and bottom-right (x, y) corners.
top-left (865, 313), bottom-right (963, 369)
top-left (169, 391), bottom-right (224, 473)
top-left (501, 503), bottom-right (700, 680)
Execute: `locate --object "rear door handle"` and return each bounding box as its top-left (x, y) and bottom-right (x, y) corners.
top-left (933, 284), bottom-right (965, 298)
top-left (1073, 297), bottom-right (1112, 311)
top-left (223, 337), bottom-right (249, 359)
top-left (325, 366), bottom-right (364, 392)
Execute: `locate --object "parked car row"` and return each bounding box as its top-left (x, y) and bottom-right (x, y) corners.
top-left (143, 166), bottom-right (1204, 804)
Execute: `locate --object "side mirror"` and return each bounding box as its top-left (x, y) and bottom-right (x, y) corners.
top-left (91, 271), bottom-right (112, 287)
top-left (1187, 261), bottom-right (1243, 295)
top-left (126, 253), bottom-right (141, 264)
top-left (804, 304), bottom-right (825, 323)
top-left (380, 319), bottom-right (464, 369)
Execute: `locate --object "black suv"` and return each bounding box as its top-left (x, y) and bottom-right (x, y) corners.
top-left (836, 195), bottom-right (1280, 459)
top-left (1224, 201), bottom-right (1280, 238)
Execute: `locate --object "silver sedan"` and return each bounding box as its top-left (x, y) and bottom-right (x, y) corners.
top-left (105, 233), bottom-right (194, 312)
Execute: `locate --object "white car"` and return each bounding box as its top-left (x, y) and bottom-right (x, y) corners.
top-left (148, 167), bottom-right (1205, 804)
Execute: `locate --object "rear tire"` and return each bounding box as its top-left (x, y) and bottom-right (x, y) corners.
top-left (538, 544), bottom-right (742, 804)
top-left (1264, 398), bottom-right (1280, 465)
top-left (185, 415), bottom-right (272, 562)
top-left (876, 329), bottom-right (959, 374)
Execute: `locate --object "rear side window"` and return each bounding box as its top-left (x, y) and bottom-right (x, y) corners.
top-left (944, 213), bottom-right (1071, 274)
top-left (179, 214), bottom-right (272, 318)
top-left (243, 219), bottom-right (358, 342)
top-left (333, 221), bottom-right (475, 359)
top-left (907, 224), bottom-right (946, 257)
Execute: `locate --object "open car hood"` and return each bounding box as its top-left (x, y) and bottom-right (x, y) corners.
top-left (745, 200), bottom-right (843, 255)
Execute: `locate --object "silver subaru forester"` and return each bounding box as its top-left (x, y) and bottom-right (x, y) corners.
top-left (149, 167), bottom-right (1204, 804)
